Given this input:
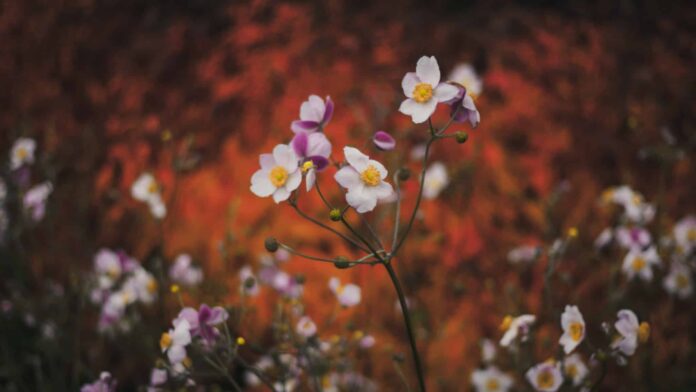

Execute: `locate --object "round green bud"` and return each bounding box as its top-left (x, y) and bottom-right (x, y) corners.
top-left (455, 131), bottom-right (469, 144)
top-left (334, 256), bottom-right (350, 269)
top-left (329, 208), bottom-right (342, 222)
top-left (264, 237), bottom-right (279, 253)
top-left (244, 277), bottom-right (257, 289)
top-left (397, 168), bottom-right (411, 182)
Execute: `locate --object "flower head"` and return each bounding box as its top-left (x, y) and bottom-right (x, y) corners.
top-left (616, 226), bottom-right (651, 250)
top-left (471, 366), bottom-right (513, 392)
top-left (329, 277), bottom-right (361, 307)
top-left (334, 147), bottom-right (393, 213)
top-left (622, 246), bottom-right (661, 282)
top-left (507, 245), bottom-right (540, 265)
top-left (673, 215), bottom-right (696, 256)
top-left (291, 131), bottom-right (332, 191)
top-left (563, 354), bottom-right (588, 386)
top-left (291, 95), bottom-right (334, 134)
top-left (23, 182), bottom-right (52, 221)
top-left (250, 144), bottom-right (302, 203)
top-left (169, 254), bottom-right (203, 287)
top-left (422, 162), bottom-right (449, 199)
top-left (611, 309), bottom-right (649, 356)
top-left (500, 314), bottom-right (536, 347)
top-left (663, 261), bottom-right (693, 299)
top-left (372, 131), bottom-right (396, 151)
top-left (525, 361), bottom-right (563, 392)
top-left (175, 304), bottom-right (229, 344)
top-left (399, 56), bottom-right (460, 123)
top-left (81, 371), bottom-right (116, 392)
top-left (449, 63), bottom-right (483, 99)
top-left (296, 316), bottom-right (317, 337)
top-left (131, 173), bottom-right (166, 219)
top-left (160, 319), bottom-right (192, 364)
top-left (10, 138), bottom-right (36, 170)
top-left (559, 305), bottom-right (585, 354)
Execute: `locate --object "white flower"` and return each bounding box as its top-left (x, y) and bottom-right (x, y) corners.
top-left (24, 182), bottom-right (52, 221)
top-left (169, 254), bottom-right (203, 287)
top-left (663, 261), bottom-right (693, 299)
top-left (500, 314), bottom-right (536, 347)
top-left (160, 319), bottom-right (191, 364)
top-left (481, 338), bottom-right (497, 363)
top-left (150, 368), bottom-right (168, 387)
top-left (615, 226), bottom-right (651, 250)
top-left (399, 56), bottom-right (459, 123)
top-left (559, 305), bottom-right (585, 354)
top-left (471, 366), bottom-right (513, 392)
top-left (422, 162), bottom-right (449, 199)
top-left (250, 144), bottom-right (302, 203)
top-left (611, 309), bottom-right (649, 356)
top-left (329, 277), bottom-right (361, 307)
top-left (295, 316), bottom-right (317, 337)
top-left (94, 248), bottom-right (122, 281)
top-left (563, 354), bottom-right (588, 386)
top-left (507, 245), bottom-right (539, 264)
top-left (449, 63), bottom-right (483, 98)
top-left (124, 267), bottom-right (158, 304)
top-left (526, 361), bottom-right (563, 392)
top-left (10, 138), bottom-right (36, 169)
top-left (602, 186), bottom-right (654, 223)
top-left (622, 246), bottom-right (661, 282)
top-left (334, 147), bottom-right (393, 213)
top-left (131, 173), bottom-right (167, 219)
top-left (673, 215), bottom-right (696, 256)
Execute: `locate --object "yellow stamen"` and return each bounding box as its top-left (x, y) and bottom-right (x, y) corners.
top-left (160, 332), bottom-right (172, 350)
top-left (485, 378), bottom-right (500, 390)
top-left (16, 147), bottom-right (28, 160)
top-left (569, 322), bottom-right (584, 342)
top-left (147, 279), bottom-right (158, 294)
top-left (687, 228), bottom-right (696, 242)
top-left (236, 336), bottom-right (246, 346)
top-left (536, 370), bottom-right (555, 389)
top-left (601, 189), bottom-right (615, 203)
top-left (301, 161), bottom-right (314, 173)
top-left (353, 330), bottom-right (364, 340)
top-left (183, 357), bottom-right (192, 368)
top-left (269, 166), bottom-right (288, 187)
top-left (638, 322), bottom-right (650, 343)
top-left (147, 181), bottom-right (159, 194)
top-left (568, 227), bottom-right (578, 238)
top-left (170, 284), bottom-right (180, 294)
top-left (631, 257), bottom-right (646, 272)
top-left (566, 364), bottom-right (578, 378)
top-left (499, 315), bottom-right (513, 331)
top-left (412, 83), bottom-right (433, 103)
top-left (360, 165), bottom-right (381, 186)
top-left (631, 194), bottom-right (642, 206)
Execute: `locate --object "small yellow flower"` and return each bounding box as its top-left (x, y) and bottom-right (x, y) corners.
top-left (170, 284), bottom-right (180, 294)
top-left (161, 129), bottom-right (172, 142)
top-left (567, 227), bottom-right (578, 238)
top-left (638, 322), bottom-right (650, 343)
top-left (236, 336), bottom-right (246, 346)
top-left (499, 315), bottom-right (513, 331)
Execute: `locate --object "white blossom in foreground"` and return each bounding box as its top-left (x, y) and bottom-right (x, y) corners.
top-left (131, 173), bottom-right (167, 219)
top-left (526, 361), bottom-right (563, 392)
top-left (500, 314), bottom-right (536, 347)
top-left (296, 316), bottom-right (317, 337)
top-left (422, 162), bottom-right (449, 200)
top-left (611, 309), bottom-right (650, 357)
top-left (559, 305), bottom-right (585, 354)
top-left (622, 246), bottom-right (661, 282)
top-left (10, 138), bottom-right (36, 170)
top-left (250, 144), bottom-right (302, 203)
top-left (160, 319), bottom-right (192, 365)
top-left (471, 366), bottom-right (513, 392)
top-left (399, 56), bottom-right (459, 123)
top-left (169, 254), bottom-right (203, 287)
top-left (563, 354), bottom-right (588, 386)
top-left (334, 147), bottom-right (393, 213)
top-left (329, 277), bottom-right (361, 307)
top-left (663, 261), bottom-right (693, 299)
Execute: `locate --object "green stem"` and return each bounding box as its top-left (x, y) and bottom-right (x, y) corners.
top-left (288, 201), bottom-right (369, 253)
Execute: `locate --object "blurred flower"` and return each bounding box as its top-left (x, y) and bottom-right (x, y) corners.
top-left (250, 144), bottom-right (302, 203)
top-left (673, 215), bottom-right (696, 256)
top-left (616, 226), bottom-right (651, 250)
top-left (663, 261), bottom-right (693, 299)
top-left (149, 368), bottom-right (167, 389)
top-left (611, 309), bottom-right (649, 356)
top-left (602, 186), bottom-right (654, 223)
top-left (422, 162), bottom-right (449, 199)
top-left (334, 147), bottom-right (393, 213)
top-left (123, 266), bottom-right (158, 304)
top-left (500, 314), bottom-right (536, 347)
top-left (291, 95), bottom-right (333, 134)
top-left (175, 304), bottom-right (228, 344)
top-left (507, 245), bottom-right (540, 265)
top-left (594, 227), bottom-right (614, 250)
top-left (372, 130), bottom-right (396, 151)
top-left (559, 305), bottom-right (585, 354)
top-left (481, 338), bottom-right (497, 363)
top-left (80, 371), bottom-right (116, 392)
top-left (445, 83), bottom-right (481, 128)
top-left (410, 144), bottom-right (427, 161)
top-left (296, 316), bottom-right (317, 337)
top-left (23, 182), bottom-right (52, 221)
top-left (239, 265), bottom-right (259, 296)
top-left (526, 361), bottom-right (563, 392)
top-left (449, 63), bottom-right (483, 98)
top-left (329, 277), bottom-right (361, 307)
top-left (10, 138), bottom-right (36, 170)
top-left (0, 178), bottom-right (6, 203)
top-left (245, 356), bottom-right (273, 387)
top-left (359, 334), bottom-right (376, 349)
top-left (169, 254), bottom-right (203, 287)
top-left (399, 56), bottom-right (459, 123)
top-left (131, 173), bottom-right (166, 219)
top-left (563, 353), bottom-right (588, 386)
top-left (471, 366), bottom-right (513, 392)
top-left (160, 319), bottom-right (191, 364)
top-left (622, 246), bottom-right (661, 282)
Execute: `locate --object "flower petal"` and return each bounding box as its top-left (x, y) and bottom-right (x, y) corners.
top-left (272, 144), bottom-right (298, 171)
top-left (401, 72), bottom-right (420, 97)
top-left (306, 132), bottom-right (331, 158)
top-left (291, 132), bottom-right (309, 157)
top-left (415, 56), bottom-right (440, 86)
top-left (400, 99), bottom-right (437, 124)
top-left (291, 120), bottom-right (319, 134)
top-left (250, 170), bottom-right (275, 197)
top-left (343, 146), bottom-right (369, 172)
top-left (305, 169), bottom-right (316, 192)
top-left (322, 96), bottom-right (334, 124)
top-left (300, 95), bottom-right (325, 122)
top-left (272, 187), bottom-right (291, 203)
top-left (259, 154), bottom-right (275, 170)
top-left (373, 130), bottom-right (396, 151)
top-left (334, 167), bottom-right (361, 188)
top-left (285, 169), bottom-right (302, 192)
top-left (434, 83), bottom-right (459, 102)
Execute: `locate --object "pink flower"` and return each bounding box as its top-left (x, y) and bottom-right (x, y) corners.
top-left (291, 95), bottom-right (334, 133)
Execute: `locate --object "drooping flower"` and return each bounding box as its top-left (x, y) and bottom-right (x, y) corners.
top-left (673, 215), bottom-right (696, 256)
top-left (131, 173), bottom-right (166, 219)
top-left (175, 304), bottom-right (229, 344)
top-left (563, 354), bottom-right (588, 386)
top-left (80, 371), bottom-right (117, 392)
top-left (507, 245), bottom-right (540, 265)
top-left (334, 147), bottom-right (393, 213)
top-left (250, 144), bottom-right (302, 203)
top-left (422, 162), bottom-right (449, 200)
top-left (471, 366), bottom-right (513, 392)
top-left (296, 316), bottom-right (317, 337)
top-left (10, 138), bottom-right (36, 170)
top-left (399, 56), bottom-right (460, 123)
top-left (526, 361), bottom-right (563, 392)
top-left (616, 226), bottom-right (651, 250)
top-left (500, 314), bottom-right (536, 347)
top-left (444, 82), bottom-right (481, 127)
top-left (449, 63), bottom-right (483, 99)
top-left (611, 309), bottom-right (650, 356)
top-left (169, 254), bottom-right (203, 287)
top-left (622, 246), bottom-right (661, 282)
top-left (559, 305), bottom-right (585, 354)
top-left (160, 319), bottom-right (192, 364)
top-left (328, 277), bottom-right (361, 307)
top-left (23, 182), bottom-right (52, 221)
top-left (372, 131), bottom-right (396, 151)
top-left (291, 95), bottom-right (334, 134)
top-left (663, 261), bottom-right (693, 299)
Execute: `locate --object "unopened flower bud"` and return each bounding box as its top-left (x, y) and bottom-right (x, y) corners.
top-left (334, 256), bottom-right (350, 269)
top-left (397, 168), bottom-right (411, 182)
top-left (455, 131), bottom-right (469, 144)
top-left (329, 208), bottom-right (342, 221)
top-left (295, 274), bottom-right (306, 284)
top-left (244, 277), bottom-right (256, 289)
top-left (264, 237), bottom-right (279, 253)
top-left (373, 130), bottom-right (396, 151)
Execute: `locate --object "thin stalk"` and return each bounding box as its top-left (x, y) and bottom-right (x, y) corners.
top-left (288, 202), bottom-right (369, 253)
top-left (279, 243), bottom-right (379, 265)
top-left (358, 211), bottom-right (385, 250)
top-left (391, 175), bottom-right (403, 250)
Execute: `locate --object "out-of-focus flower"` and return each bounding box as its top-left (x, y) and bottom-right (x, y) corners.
top-left (525, 361), bottom-right (563, 392)
top-left (507, 246), bottom-right (540, 265)
top-left (175, 304), bottom-right (229, 344)
top-left (663, 261), bottom-right (693, 299)
top-left (471, 366), bottom-right (513, 392)
top-left (23, 182), bottom-right (52, 221)
top-left (611, 309), bottom-right (649, 356)
top-left (295, 316), bottom-right (317, 337)
top-left (334, 147), bottom-right (393, 213)
top-left (131, 173), bottom-right (166, 219)
top-left (422, 162), bottom-right (449, 200)
top-left (673, 215), bottom-right (696, 256)
top-left (449, 63), bottom-right (483, 99)
top-left (500, 314), bottom-right (536, 347)
top-left (10, 138), bottom-right (36, 170)
top-left (124, 267), bottom-right (158, 304)
top-left (291, 95), bottom-right (333, 134)
top-left (245, 356), bottom-right (274, 387)
top-left (563, 354), bottom-right (588, 386)
top-left (372, 130), bottom-right (396, 151)
top-left (481, 338), bottom-right (497, 363)
top-left (359, 334), bottom-right (376, 349)
top-left (0, 178), bottom-right (7, 203)
top-left (81, 371), bottom-right (116, 392)
top-left (559, 305), bottom-right (585, 354)
top-left (399, 56), bottom-right (459, 124)
top-left (329, 277), bottom-right (361, 307)
top-left (149, 368), bottom-right (167, 389)
top-left (250, 144), bottom-right (302, 203)
top-left (622, 246), bottom-right (661, 282)
top-left (594, 228), bottom-right (614, 250)
top-left (445, 82), bottom-right (481, 127)
top-left (169, 254), bottom-right (203, 287)
top-left (410, 144), bottom-right (427, 161)
top-left (602, 186), bottom-right (654, 223)
top-left (160, 319), bottom-right (192, 364)
top-left (616, 226), bottom-right (651, 250)
top-left (239, 265), bottom-right (259, 296)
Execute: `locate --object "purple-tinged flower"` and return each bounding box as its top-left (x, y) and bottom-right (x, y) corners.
top-left (291, 95), bottom-right (334, 133)
top-left (169, 254), bottom-right (203, 287)
top-left (175, 304), bottom-right (229, 344)
top-left (525, 361), bottom-right (563, 392)
top-left (23, 182), bottom-right (52, 221)
top-left (81, 371), bottom-right (116, 392)
top-left (445, 83), bottom-right (481, 128)
top-left (372, 131), bottom-right (396, 151)
top-left (296, 316), bottom-right (317, 337)
top-left (149, 368), bottom-right (168, 388)
top-left (291, 131), bottom-right (332, 191)
top-left (616, 226), bottom-right (651, 250)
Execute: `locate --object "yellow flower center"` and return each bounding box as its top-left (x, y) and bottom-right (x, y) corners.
top-left (360, 165), bottom-right (381, 186)
top-left (676, 274), bottom-right (689, 289)
top-left (499, 315), bottom-right (513, 331)
top-left (160, 332), bottom-right (172, 350)
top-left (353, 330), bottom-right (364, 340)
top-left (601, 189), bottom-right (614, 203)
top-left (147, 279), bottom-right (158, 294)
top-left (183, 357), bottom-right (192, 368)
top-left (631, 257), bottom-right (646, 272)
top-left (566, 364), bottom-right (578, 378)
top-left (687, 228), bottom-right (696, 242)
top-left (485, 378), bottom-right (500, 391)
top-left (301, 161), bottom-right (314, 173)
top-left (638, 322), bottom-right (650, 343)
top-left (569, 322), bottom-right (584, 341)
top-left (631, 194), bottom-right (642, 206)
top-left (536, 370), bottom-right (555, 389)
top-left (412, 83), bottom-right (433, 103)
top-left (170, 284), bottom-right (180, 294)
top-left (568, 227), bottom-right (579, 238)
top-left (17, 147), bottom-right (28, 160)
top-left (335, 284), bottom-right (345, 295)
top-left (107, 266), bottom-right (119, 279)
top-left (147, 181), bottom-right (159, 194)
top-left (269, 166), bottom-right (289, 187)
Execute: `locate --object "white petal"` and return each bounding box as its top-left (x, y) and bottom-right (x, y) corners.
top-left (462, 94), bottom-right (477, 111)
top-left (259, 153), bottom-right (275, 170)
top-left (434, 83), bottom-right (459, 102)
top-left (272, 187), bottom-right (291, 203)
top-left (300, 95), bottom-right (325, 122)
top-left (343, 146), bottom-right (369, 172)
top-left (410, 99), bottom-right (438, 124)
top-left (401, 72), bottom-right (420, 97)
top-left (305, 169), bottom-right (316, 192)
top-left (373, 181), bottom-right (394, 200)
top-left (415, 56), bottom-right (440, 86)
top-left (334, 167), bottom-right (361, 189)
top-left (348, 188), bottom-right (377, 213)
top-left (167, 345), bottom-right (187, 364)
top-left (285, 169), bottom-right (302, 192)
top-left (250, 170), bottom-right (275, 197)
top-left (272, 144), bottom-right (298, 171)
